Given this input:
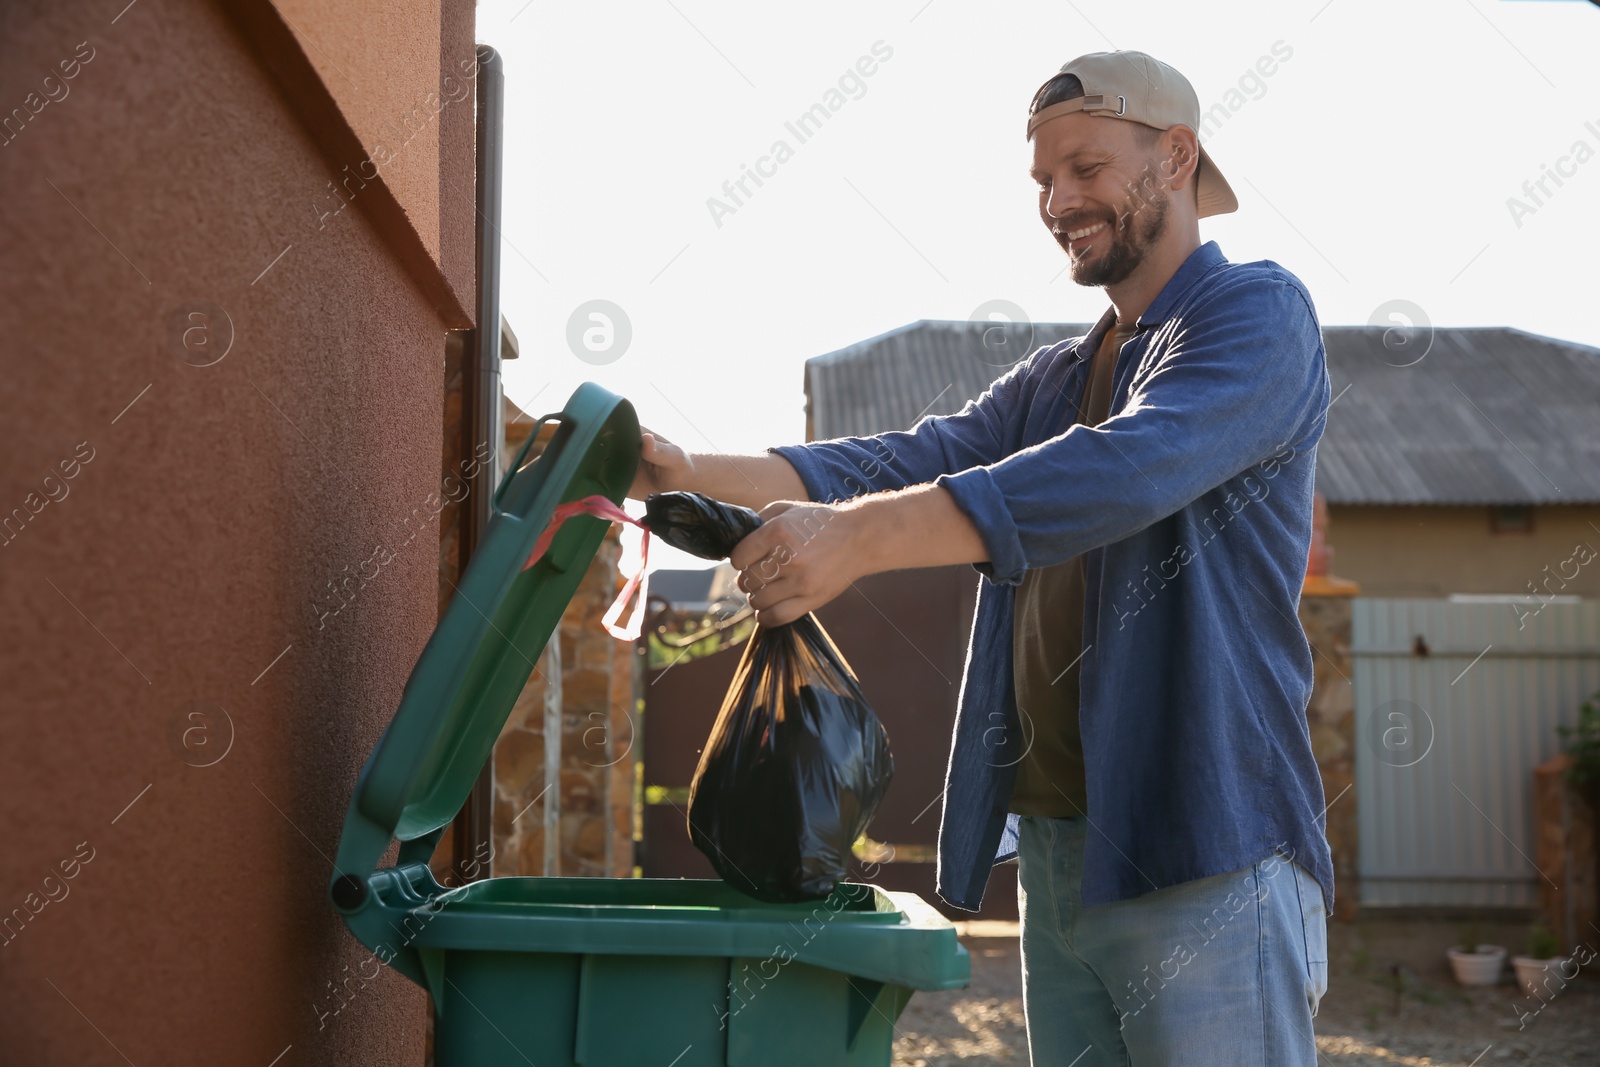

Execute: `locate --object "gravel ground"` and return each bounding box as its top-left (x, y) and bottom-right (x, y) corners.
top-left (893, 918), bottom-right (1600, 1067)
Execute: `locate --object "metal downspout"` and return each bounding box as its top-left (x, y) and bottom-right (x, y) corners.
top-left (449, 42), bottom-right (505, 884)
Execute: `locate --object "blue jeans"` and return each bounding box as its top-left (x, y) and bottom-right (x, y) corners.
top-left (1016, 815), bottom-right (1328, 1066)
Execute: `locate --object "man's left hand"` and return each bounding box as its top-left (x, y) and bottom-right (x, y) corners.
top-left (729, 501), bottom-right (864, 628)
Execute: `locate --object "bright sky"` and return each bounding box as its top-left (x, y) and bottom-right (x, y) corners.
top-left (478, 0), bottom-right (1600, 572)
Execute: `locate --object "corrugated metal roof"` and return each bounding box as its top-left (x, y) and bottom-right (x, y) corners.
top-left (804, 321), bottom-right (1600, 506)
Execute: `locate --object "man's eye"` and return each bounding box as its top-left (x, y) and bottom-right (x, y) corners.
top-left (1078, 164), bottom-right (1103, 178)
top-left (1036, 178), bottom-right (1052, 191)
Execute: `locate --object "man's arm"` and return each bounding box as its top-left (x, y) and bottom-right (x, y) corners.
top-left (731, 483), bottom-right (986, 626)
top-left (628, 433), bottom-right (808, 510)
top-left (932, 276), bottom-right (1327, 584)
top-left (628, 346), bottom-right (1042, 511)
top-left (768, 353), bottom-right (1035, 506)
top-left (735, 276), bottom-right (1328, 624)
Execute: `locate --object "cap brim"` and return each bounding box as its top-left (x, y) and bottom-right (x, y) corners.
top-left (1196, 144), bottom-right (1238, 218)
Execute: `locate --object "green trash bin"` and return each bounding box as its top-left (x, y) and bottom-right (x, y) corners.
top-left (330, 382), bottom-right (970, 1066)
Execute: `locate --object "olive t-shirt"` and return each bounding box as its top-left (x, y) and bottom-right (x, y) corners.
top-left (1007, 317), bottom-right (1135, 817)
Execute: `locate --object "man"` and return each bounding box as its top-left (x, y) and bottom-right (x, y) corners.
top-left (630, 50), bottom-right (1332, 1067)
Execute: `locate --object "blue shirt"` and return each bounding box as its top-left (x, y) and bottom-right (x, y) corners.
top-left (770, 241), bottom-right (1336, 913)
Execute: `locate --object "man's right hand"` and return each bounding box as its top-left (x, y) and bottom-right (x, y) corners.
top-left (629, 429), bottom-right (694, 500)
top-left (625, 426), bottom-right (809, 510)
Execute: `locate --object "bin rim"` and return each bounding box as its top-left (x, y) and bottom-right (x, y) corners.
top-left (330, 381), bottom-right (640, 903)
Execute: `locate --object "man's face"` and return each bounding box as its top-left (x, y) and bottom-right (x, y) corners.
top-left (1029, 112), bottom-right (1171, 288)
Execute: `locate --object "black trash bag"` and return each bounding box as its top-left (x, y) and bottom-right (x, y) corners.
top-left (641, 490), bottom-right (762, 559)
top-left (641, 491), bottom-right (894, 902)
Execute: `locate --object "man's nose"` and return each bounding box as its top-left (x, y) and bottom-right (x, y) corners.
top-left (1044, 180), bottom-right (1082, 222)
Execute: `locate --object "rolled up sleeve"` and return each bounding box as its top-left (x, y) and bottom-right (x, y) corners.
top-left (935, 276), bottom-right (1329, 585)
top-left (768, 350), bottom-right (1039, 504)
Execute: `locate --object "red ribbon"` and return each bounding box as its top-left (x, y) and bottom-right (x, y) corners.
top-left (521, 494), bottom-right (650, 641)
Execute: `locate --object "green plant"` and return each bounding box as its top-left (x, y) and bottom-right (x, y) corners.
top-left (1557, 688), bottom-right (1600, 787)
top-left (1458, 923), bottom-right (1483, 954)
top-left (1526, 920), bottom-right (1561, 960)
top-left (644, 612), bottom-right (756, 669)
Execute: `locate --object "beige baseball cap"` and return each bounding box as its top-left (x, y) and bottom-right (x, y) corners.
top-left (1026, 50), bottom-right (1238, 218)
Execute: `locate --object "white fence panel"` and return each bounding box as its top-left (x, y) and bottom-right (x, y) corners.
top-left (1353, 598), bottom-right (1599, 909)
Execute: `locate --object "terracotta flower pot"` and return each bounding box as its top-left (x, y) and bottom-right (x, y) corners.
top-left (1446, 945), bottom-right (1506, 986)
top-left (1512, 955), bottom-right (1569, 998)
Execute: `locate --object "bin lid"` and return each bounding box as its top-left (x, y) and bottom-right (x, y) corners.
top-left (332, 382), bottom-right (639, 892)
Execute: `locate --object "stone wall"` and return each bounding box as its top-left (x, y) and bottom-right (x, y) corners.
top-left (1534, 755), bottom-right (1598, 951)
top-left (1299, 589), bottom-right (1359, 922)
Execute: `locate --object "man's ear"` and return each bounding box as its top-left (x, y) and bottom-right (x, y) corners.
top-left (1160, 126), bottom-right (1201, 197)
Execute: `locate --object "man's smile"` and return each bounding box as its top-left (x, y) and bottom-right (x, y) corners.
top-left (1055, 218), bottom-right (1110, 253)
top-left (1064, 220), bottom-right (1109, 250)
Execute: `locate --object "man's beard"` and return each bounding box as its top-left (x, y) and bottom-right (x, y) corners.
top-left (1063, 185), bottom-right (1169, 288)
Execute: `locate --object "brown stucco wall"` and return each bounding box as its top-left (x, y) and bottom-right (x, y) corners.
top-left (1326, 505), bottom-right (1600, 599)
top-left (271, 0), bottom-right (477, 307)
top-left (1, 1), bottom-right (474, 1064)
top-left (276, 0), bottom-right (444, 263)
